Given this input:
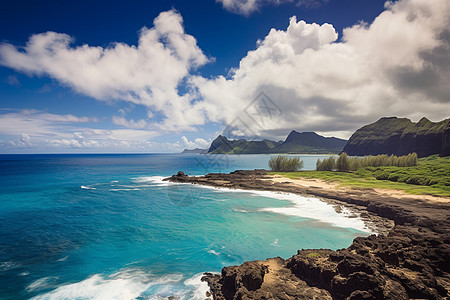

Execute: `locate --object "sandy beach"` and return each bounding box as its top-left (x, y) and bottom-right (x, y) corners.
top-left (268, 174), bottom-right (450, 204)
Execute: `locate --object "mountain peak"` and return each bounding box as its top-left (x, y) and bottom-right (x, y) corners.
top-left (207, 131), bottom-right (346, 154)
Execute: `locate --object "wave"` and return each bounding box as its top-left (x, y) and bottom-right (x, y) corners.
top-left (31, 268), bottom-right (212, 300)
top-left (270, 238), bottom-right (280, 247)
top-left (165, 182), bottom-right (372, 233)
top-left (0, 261), bottom-right (21, 272)
top-left (184, 272), bottom-right (213, 300)
top-left (56, 256), bottom-right (68, 262)
top-left (80, 185), bottom-right (96, 190)
top-left (27, 277), bottom-right (58, 293)
top-left (207, 249), bottom-right (220, 256)
top-left (133, 176), bottom-right (169, 186)
top-left (232, 208), bottom-right (251, 213)
top-left (258, 193), bottom-right (371, 233)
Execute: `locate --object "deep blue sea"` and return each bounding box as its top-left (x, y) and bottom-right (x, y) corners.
top-left (0, 154), bottom-right (370, 300)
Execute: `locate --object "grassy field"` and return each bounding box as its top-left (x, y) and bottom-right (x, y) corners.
top-left (270, 155), bottom-right (450, 197)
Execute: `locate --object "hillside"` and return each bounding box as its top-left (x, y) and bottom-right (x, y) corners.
top-left (274, 131), bottom-right (347, 154)
top-left (343, 117), bottom-right (450, 157)
top-left (208, 136), bottom-right (283, 154)
top-left (208, 131), bottom-right (347, 154)
top-left (181, 148), bottom-right (208, 154)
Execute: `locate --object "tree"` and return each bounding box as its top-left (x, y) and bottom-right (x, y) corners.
top-left (269, 155), bottom-right (304, 172)
top-left (336, 152), bottom-right (350, 172)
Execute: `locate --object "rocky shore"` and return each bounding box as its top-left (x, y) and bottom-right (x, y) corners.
top-left (164, 170), bottom-right (450, 299)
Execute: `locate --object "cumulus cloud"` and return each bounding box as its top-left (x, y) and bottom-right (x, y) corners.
top-left (112, 116), bottom-right (148, 129)
top-left (0, 9), bottom-right (211, 131)
top-left (12, 133), bottom-right (32, 147)
top-left (1, 0), bottom-right (450, 145)
top-left (194, 0), bottom-right (450, 139)
top-left (216, 0), bottom-right (328, 15)
top-left (181, 136), bottom-right (210, 149)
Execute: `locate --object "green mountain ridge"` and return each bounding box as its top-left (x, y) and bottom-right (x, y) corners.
top-left (208, 131), bottom-right (347, 154)
top-left (343, 117), bottom-right (450, 157)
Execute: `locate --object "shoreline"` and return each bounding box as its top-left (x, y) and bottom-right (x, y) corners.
top-left (164, 170), bottom-right (450, 299)
top-left (162, 173), bottom-right (393, 236)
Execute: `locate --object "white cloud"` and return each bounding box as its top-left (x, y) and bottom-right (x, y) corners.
top-left (1, 0), bottom-right (449, 146)
top-left (112, 116), bottom-right (148, 129)
top-left (181, 136), bottom-right (210, 149)
top-left (0, 109), bottom-right (96, 137)
top-left (0, 109), bottom-right (169, 152)
top-left (216, 0), bottom-right (328, 15)
top-left (193, 0), bottom-right (450, 139)
top-left (0, 9), bottom-right (211, 131)
top-left (10, 133), bottom-right (33, 148)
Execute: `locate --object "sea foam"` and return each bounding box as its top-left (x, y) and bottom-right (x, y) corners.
top-left (162, 181), bottom-right (372, 233)
top-left (31, 269), bottom-right (212, 300)
top-left (133, 176), bottom-right (169, 186)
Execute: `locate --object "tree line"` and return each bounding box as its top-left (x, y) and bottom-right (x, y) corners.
top-left (316, 153), bottom-right (418, 172)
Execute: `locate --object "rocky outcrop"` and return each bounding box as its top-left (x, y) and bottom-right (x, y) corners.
top-left (343, 117), bottom-right (450, 157)
top-left (164, 170), bottom-right (450, 299)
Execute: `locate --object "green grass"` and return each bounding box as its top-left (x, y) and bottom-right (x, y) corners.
top-left (307, 252), bottom-right (322, 258)
top-left (270, 155), bottom-right (450, 197)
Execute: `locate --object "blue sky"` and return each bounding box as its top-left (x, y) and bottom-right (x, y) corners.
top-left (0, 0), bottom-right (449, 153)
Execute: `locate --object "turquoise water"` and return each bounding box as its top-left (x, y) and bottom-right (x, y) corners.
top-left (0, 154), bottom-right (369, 299)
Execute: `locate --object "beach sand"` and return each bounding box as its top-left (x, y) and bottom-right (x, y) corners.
top-left (268, 174), bottom-right (450, 204)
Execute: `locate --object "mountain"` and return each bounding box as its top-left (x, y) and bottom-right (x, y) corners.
top-left (343, 117), bottom-right (450, 157)
top-left (274, 131), bottom-right (347, 154)
top-left (208, 131), bottom-right (347, 154)
top-left (181, 148), bottom-right (208, 154)
top-left (208, 136), bottom-right (283, 154)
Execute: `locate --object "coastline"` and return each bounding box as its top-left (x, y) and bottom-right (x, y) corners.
top-left (164, 170), bottom-right (450, 299)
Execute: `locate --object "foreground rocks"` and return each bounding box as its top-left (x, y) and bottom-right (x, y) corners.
top-left (164, 170), bottom-right (450, 299)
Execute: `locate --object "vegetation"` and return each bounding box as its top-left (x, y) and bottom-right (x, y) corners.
top-left (336, 152), bottom-right (350, 172)
top-left (269, 155), bottom-right (304, 172)
top-left (343, 116), bottom-right (450, 157)
top-left (208, 131), bottom-right (346, 154)
top-left (369, 155), bottom-right (449, 187)
top-left (307, 252), bottom-right (322, 258)
top-left (316, 153), bottom-right (418, 172)
top-left (271, 155), bottom-right (450, 197)
top-left (316, 156), bottom-right (336, 171)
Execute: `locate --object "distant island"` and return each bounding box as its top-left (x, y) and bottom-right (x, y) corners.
top-left (181, 148), bottom-right (208, 154)
top-left (344, 117), bottom-right (450, 157)
top-left (182, 131), bottom-right (347, 154)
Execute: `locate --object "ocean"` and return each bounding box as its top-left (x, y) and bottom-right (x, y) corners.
top-left (0, 154), bottom-right (371, 300)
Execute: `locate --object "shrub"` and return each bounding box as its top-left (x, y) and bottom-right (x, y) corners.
top-left (336, 153), bottom-right (350, 172)
top-left (316, 156), bottom-right (336, 171)
top-left (317, 152), bottom-right (418, 172)
top-left (269, 155), bottom-right (304, 172)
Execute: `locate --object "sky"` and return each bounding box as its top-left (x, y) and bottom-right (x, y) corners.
top-left (0, 0), bottom-right (449, 153)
